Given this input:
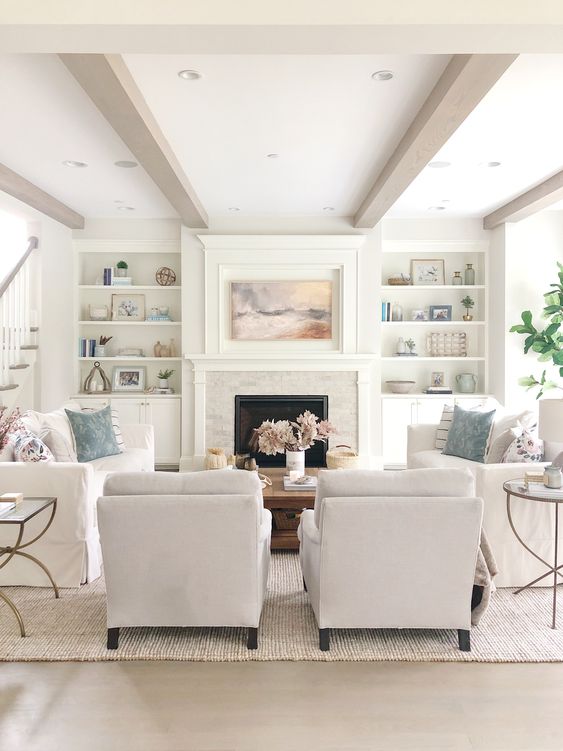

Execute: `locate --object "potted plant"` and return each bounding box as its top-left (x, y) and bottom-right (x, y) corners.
top-left (510, 262), bottom-right (563, 398)
top-left (157, 368), bottom-right (174, 388)
top-left (404, 338), bottom-right (417, 355)
top-left (116, 260), bottom-right (128, 278)
top-left (461, 295), bottom-right (475, 321)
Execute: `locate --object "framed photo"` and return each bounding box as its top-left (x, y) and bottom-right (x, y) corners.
top-left (431, 371), bottom-right (445, 387)
top-left (410, 259), bottom-right (445, 286)
top-left (429, 305), bottom-right (452, 321)
top-left (112, 366), bottom-right (146, 392)
top-left (230, 280), bottom-right (332, 340)
top-left (111, 294), bottom-right (145, 322)
top-left (411, 308), bottom-right (428, 321)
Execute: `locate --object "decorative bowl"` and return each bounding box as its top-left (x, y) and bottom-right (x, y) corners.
top-left (386, 380), bottom-right (416, 394)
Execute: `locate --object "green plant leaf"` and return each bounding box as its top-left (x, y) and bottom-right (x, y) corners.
top-left (553, 351), bottom-right (563, 366)
top-left (518, 375), bottom-right (538, 388)
top-left (521, 310), bottom-right (533, 327)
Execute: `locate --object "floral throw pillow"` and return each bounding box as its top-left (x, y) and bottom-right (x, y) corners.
top-left (502, 429), bottom-right (544, 463)
top-left (13, 432), bottom-right (54, 463)
top-left (0, 408), bottom-right (27, 450)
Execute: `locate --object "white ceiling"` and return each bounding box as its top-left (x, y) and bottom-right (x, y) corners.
top-left (123, 54), bottom-right (449, 217)
top-left (390, 54), bottom-right (563, 218)
top-left (0, 54), bottom-right (175, 219)
top-left (1, 52), bottom-right (563, 223)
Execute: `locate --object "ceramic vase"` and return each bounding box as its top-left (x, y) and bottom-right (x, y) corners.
top-left (286, 450), bottom-right (305, 475)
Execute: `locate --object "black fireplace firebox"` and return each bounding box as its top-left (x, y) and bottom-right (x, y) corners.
top-left (234, 395), bottom-right (329, 467)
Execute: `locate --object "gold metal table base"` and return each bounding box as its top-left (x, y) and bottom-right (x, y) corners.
top-left (0, 500), bottom-right (59, 637)
top-left (506, 491), bottom-right (563, 629)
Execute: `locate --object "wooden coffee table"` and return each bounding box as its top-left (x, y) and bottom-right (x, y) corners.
top-left (262, 468), bottom-right (318, 550)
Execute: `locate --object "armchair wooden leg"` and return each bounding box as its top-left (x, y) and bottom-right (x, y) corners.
top-left (319, 628), bottom-right (330, 651)
top-left (303, 576), bottom-right (308, 592)
top-left (247, 627), bottom-right (258, 650)
top-left (107, 627), bottom-right (120, 650)
top-left (458, 629), bottom-right (470, 652)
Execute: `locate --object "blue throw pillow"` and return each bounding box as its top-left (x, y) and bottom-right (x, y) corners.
top-left (442, 405), bottom-right (496, 463)
top-left (65, 405), bottom-right (120, 463)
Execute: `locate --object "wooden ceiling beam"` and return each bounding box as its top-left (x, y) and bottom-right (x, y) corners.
top-left (483, 170), bottom-right (563, 229)
top-left (354, 54), bottom-right (518, 228)
top-left (60, 54), bottom-right (208, 228)
top-left (0, 162), bottom-right (84, 229)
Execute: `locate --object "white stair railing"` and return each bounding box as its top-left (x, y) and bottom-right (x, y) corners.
top-left (0, 236), bottom-right (38, 391)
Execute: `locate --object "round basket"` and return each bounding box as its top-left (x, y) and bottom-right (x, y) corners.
top-left (326, 444), bottom-right (360, 470)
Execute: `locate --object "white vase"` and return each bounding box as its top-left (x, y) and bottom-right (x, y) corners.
top-left (286, 449), bottom-right (305, 475)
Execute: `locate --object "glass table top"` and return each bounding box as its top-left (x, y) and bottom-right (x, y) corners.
top-left (0, 497), bottom-right (56, 523)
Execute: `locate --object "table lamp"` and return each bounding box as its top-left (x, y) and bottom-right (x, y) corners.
top-left (539, 398), bottom-right (563, 467)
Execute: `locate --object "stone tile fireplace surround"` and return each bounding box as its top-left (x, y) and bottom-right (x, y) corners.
top-left (183, 355), bottom-right (376, 471)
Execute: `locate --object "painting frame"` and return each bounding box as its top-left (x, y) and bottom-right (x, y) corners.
top-left (411, 308), bottom-right (428, 322)
top-left (431, 371), bottom-right (445, 387)
top-left (111, 366), bottom-right (146, 392)
top-left (230, 280), bottom-right (333, 341)
top-left (410, 259), bottom-right (445, 286)
top-left (111, 294), bottom-right (145, 322)
top-left (429, 304), bottom-right (452, 321)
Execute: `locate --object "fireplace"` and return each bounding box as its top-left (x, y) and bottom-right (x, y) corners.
top-left (235, 395), bottom-right (329, 467)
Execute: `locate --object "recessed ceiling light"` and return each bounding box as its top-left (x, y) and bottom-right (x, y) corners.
top-left (428, 161), bottom-right (451, 169)
top-left (228, 207), bottom-right (240, 212)
top-left (266, 153), bottom-right (280, 159)
top-left (178, 69), bottom-right (202, 80)
top-left (323, 207), bottom-right (335, 212)
top-left (371, 70), bottom-right (394, 81)
top-left (114, 160), bottom-right (138, 168)
top-left (479, 161), bottom-right (502, 168)
top-left (428, 205), bottom-right (447, 211)
top-left (117, 205), bottom-right (135, 212)
top-left (114, 200), bottom-right (124, 204)
top-left (62, 160), bottom-right (88, 168)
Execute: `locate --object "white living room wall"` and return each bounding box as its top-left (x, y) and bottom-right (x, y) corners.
top-left (504, 211), bottom-right (563, 410)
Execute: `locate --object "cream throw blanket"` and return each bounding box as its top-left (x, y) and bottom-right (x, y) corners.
top-left (472, 529), bottom-right (499, 625)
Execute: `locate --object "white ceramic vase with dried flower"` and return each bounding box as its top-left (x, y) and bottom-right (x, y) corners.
top-left (285, 449), bottom-right (305, 474)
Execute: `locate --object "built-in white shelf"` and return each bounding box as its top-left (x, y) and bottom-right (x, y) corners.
top-left (75, 392), bottom-right (180, 399)
top-left (79, 320), bottom-right (181, 326)
top-left (381, 356), bottom-right (486, 362)
top-left (381, 285), bottom-right (485, 291)
top-left (382, 392), bottom-right (490, 399)
top-left (382, 242), bottom-right (488, 254)
top-left (381, 320), bottom-right (485, 326)
top-left (79, 357), bottom-right (181, 362)
top-left (79, 285), bottom-right (181, 291)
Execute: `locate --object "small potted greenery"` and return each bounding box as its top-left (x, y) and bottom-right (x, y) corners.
top-left (157, 368), bottom-right (174, 388)
top-left (461, 295), bottom-right (475, 321)
top-left (404, 338), bottom-right (417, 355)
top-left (115, 260), bottom-right (128, 278)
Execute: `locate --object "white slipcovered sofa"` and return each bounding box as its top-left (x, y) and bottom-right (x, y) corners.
top-left (407, 423), bottom-right (552, 588)
top-left (98, 470), bottom-right (272, 650)
top-left (0, 404), bottom-right (154, 588)
top-left (298, 468), bottom-right (483, 652)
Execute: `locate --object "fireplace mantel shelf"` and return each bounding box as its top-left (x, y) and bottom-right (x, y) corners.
top-left (185, 353), bottom-right (376, 372)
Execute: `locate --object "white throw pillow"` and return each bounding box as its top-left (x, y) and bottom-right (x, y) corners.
top-left (435, 404), bottom-right (454, 450)
top-left (502, 429), bottom-right (544, 463)
top-left (486, 427), bottom-right (520, 464)
top-left (490, 410), bottom-right (536, 445)
top-left (39, 427), bottom-right (78, 462)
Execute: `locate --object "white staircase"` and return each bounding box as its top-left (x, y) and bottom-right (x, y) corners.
top-left (0, 236), bottom-right (39, 412)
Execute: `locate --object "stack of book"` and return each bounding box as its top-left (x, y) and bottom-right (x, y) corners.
top-left (423, 386), bottom-right (453, 395)
top-left (79, 338), bottom-right (97, 357)
top-left (283, 475), bottom-right (317, 491)
top-left (112, 277), bottom-right (133, 286)
top-left (103, 267), bottom-right (114, 286)
top-left (0, 492), bottom-right (23, 517)
top-left (381, 302), bottom-right (401, 322)
top-left (526, 482), bottom-right (563, 498)
top-left (152, 387), bottom-right (175, 395)
top-left (146, 314), bottom-right (172, 321)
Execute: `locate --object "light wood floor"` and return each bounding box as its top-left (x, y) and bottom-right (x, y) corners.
top-left (1, 661), bottom-right (563, 750)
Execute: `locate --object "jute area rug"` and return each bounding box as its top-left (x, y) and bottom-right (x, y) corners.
top-left (1, 552), bottom-right (562, 662)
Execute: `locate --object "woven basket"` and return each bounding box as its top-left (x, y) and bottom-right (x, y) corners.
top-left (272, 509), bottom-right (302, 530)
top-left (326, 444), bottom-right (360, 470)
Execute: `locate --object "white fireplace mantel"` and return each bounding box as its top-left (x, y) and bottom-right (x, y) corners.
top-left (182, 353), bottom-right (378, 471)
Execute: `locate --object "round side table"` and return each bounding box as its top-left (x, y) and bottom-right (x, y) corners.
top-left (504, 480), bottom-right (563, 629)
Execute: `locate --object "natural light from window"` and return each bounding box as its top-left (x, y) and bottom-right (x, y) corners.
top-left (0, 210), bottom-right (28, 286)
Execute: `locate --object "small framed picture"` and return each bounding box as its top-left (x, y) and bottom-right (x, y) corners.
top-left (112, 366), bottom-right (146, 392)
top-left (111, 294), bottom-right (145, 322)
top-left (431, 371), bottom-right (445, 387)
top-left (411, 308), bottom-right (428, 321)
top-left (429, 305), bottom-right (452, 321)
top-left (410, 259), bottom-right (445, 286)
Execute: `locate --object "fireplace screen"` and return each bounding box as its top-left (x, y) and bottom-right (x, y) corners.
top-left (234, 395), bottom-right (328, 467)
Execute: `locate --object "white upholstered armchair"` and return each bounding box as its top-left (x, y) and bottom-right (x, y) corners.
top-left (298, 468), bottom-right (483, 652)
top-left (98, 470), bottom-right (271, 650)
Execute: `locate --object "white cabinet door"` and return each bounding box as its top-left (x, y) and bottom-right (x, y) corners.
top-left (74, 397), bottom-right (110, 412)
top-left (110, 398), bottom-right (145, 426)
top-left (416, 398), bottom-right (453, 425)
top-left (145, 398), bottom-right (181, 466)
top-left (382, 398), bottom-right (417, 467)
top-left (454, 396), bottom-right (488, 410)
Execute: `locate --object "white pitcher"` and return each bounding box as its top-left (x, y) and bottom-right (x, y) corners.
top-left (456, 373), bottom-right (477, 393)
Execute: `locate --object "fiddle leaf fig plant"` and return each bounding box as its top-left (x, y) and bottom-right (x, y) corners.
top-left (510, 261), bottom-right (563, 398)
